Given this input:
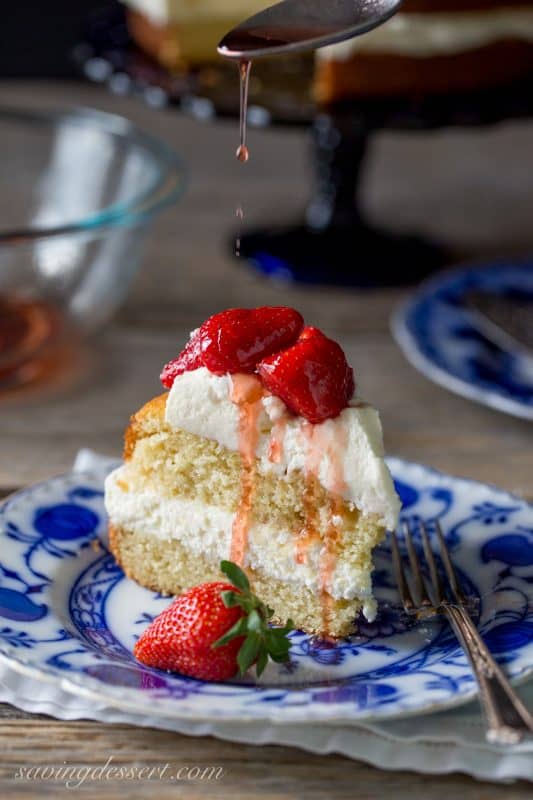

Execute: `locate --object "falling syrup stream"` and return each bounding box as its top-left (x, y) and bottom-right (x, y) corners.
top-left (235, 205), bottom-right (244, 258)
top-left (234, 60), bottom-right (252, 256)
top-left (236, 59), bottom-right (252, 163)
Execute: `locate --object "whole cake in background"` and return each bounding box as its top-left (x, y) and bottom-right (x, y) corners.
top-left (123, 0), bottom-right (269, 69)
top-left (316, 0), bottom-right (533, 101)
top-left (121, 0), bottom-right (533, 100)
top-left (104, 308), bottom-right (400, 638)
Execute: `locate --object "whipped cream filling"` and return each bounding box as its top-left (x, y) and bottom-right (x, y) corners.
top-left (318, 9), bottom-right (533, 60)
top-left (105, 468), bottom-right (377, 617)
top-left (123, 0), bottom-right (269, 25)
top-left (165, 366), bottom-right (400, 530)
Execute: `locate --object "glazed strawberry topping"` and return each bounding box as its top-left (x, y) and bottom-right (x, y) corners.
top-left (160, 307), bottom-right (356, 423)
top-left (199, 306), bottom-right (304, 375)
top-left (160, 329), bottom-right (203, 389)
top-left (133, 561), bottom-right (292, 681)
top-left (258, 327), bottom-right (355, 424)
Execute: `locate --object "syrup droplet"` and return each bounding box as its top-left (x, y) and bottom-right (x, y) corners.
top-left (236, 59), bottom-right (252, 163)
top-left (235, 205), bottom-right (244, 257)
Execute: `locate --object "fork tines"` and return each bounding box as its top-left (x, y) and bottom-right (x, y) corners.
top-left (391, 520), bottom-right (466, 613)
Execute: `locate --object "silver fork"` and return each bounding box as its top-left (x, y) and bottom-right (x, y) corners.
top-left (391, 519), bottom-right (533, 745)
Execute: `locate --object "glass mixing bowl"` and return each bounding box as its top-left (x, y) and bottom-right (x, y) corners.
top-left (0, 106), bottom-right (184, 390)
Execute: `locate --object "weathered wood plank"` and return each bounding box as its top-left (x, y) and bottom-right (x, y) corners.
top-left (0, 80), bottom-right (532, 797)
top-left (1, 719), bottom-right (532, 799)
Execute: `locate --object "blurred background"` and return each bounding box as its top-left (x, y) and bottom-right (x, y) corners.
top-left (2, 1), bottom-right (103, 77)
top-left (1, 0), bottom-right (532, 492)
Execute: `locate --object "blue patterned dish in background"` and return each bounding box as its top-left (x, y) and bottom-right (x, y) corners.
top-left (392, 261), bottom-right (533, 420)
top-left (0, 459), bottom-right (531, 723)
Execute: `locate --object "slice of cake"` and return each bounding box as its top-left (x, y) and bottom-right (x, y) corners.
top-left (105, 307), bottom-right (400, 638)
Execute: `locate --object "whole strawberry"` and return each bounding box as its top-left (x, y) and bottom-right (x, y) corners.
top-left (258, 326), bottom-right (355, 424)
top-left (134, 561), bottom-right (293, 681)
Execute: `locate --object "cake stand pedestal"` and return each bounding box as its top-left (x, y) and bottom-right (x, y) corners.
top-left (238, 108), bottom-right (447, 286)
top-left (237, 80), bottom-right (533, 286)
top-left (76, 3), bottom-right (533, 286)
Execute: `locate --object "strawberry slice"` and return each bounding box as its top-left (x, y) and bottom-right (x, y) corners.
top-left (133, 561), bottom-right (293, 681)
top-left (160, 328), bottom-right (203, 388)
top-left (199, 306), bottom-right (304, 375)
top-left (258, 326), bottom-right (355, 424)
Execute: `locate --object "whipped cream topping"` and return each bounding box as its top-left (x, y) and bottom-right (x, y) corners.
top-left (105, 468), bottom-right (377, 616)
top-left (123, 0), bottom-right (269, 25)
top-left (165, 366), bottom-right (400, 529)
top-left (318, 8), bottom-right (533, 61)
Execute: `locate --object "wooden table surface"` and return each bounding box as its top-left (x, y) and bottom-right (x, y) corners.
top-left (0, 81), bottom-right (532, 798)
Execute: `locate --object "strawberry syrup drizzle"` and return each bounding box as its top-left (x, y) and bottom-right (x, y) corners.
top-left (298, 421), bottom-right (349, 634)
top-left (267, 417), bottom-right (287, 464)
top-left (295, 478), bottom-right (321, 566)
top-left (230, 374), bottom-right (264, 565)
top-left (318, 496), bottom-right (344, 636)
top-left (266, 413), bottom-right (319, 568)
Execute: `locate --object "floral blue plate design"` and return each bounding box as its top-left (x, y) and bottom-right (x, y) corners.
top-left (392, 261), bottom-right (533, 420)
top-left (0, 459), bottom-right (531, 724)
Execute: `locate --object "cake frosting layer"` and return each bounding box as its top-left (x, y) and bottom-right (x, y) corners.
top-left (105, 466), bottom-right (377, 618)
top-left (318, 8), bottom-right (533, 60)
top-left (165, 367), bottom-right (400, 530)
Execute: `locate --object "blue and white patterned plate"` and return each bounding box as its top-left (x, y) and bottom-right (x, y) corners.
top-left (0, 459), bottom-right (532, 724)
top-left (392, 261), bottom-right (533, 420)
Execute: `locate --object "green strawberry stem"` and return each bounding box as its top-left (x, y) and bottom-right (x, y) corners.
top-left (212, 560), bottom-right (293, 677)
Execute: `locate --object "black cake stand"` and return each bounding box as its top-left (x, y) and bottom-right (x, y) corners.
top-left (76, 3), bottom-right (533, 286)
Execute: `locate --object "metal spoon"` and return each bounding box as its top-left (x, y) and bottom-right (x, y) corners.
top-left (218, 0), bottom-right (403, 59)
